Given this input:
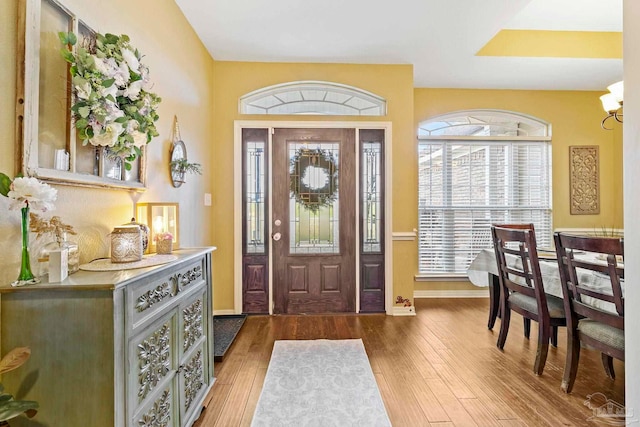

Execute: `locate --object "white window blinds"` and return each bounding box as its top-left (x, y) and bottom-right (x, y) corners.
top-left (418, 140), bottom-right (552, 274)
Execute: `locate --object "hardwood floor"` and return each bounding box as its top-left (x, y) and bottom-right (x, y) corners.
top-left (194, 298), bottom-right (625, 426)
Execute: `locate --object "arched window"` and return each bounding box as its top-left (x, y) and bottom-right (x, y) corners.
top-left (417, 110), bottom-right (552, 275)
top-left (239, 81), bottom-right (387, 116)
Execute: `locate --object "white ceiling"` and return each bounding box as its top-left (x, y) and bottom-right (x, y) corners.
top-left (175, 0), bottom-right (622, 90)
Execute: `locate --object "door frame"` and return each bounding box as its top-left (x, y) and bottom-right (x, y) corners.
top-left (233, 120), bottom-right (393, 315)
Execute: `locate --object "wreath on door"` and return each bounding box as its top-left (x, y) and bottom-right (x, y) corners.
top-left (289, 148), bottom-right (338, 213)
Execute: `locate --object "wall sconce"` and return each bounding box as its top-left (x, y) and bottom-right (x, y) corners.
top-left (600, 80), bottom-right (623, 130)
top-left (135, 203), bottom-right (179, 253)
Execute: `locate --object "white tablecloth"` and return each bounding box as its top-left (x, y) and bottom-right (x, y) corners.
top-left (467, 248), bottom-right (623, 312)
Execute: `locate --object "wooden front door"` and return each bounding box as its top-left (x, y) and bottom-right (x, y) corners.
top-left (272, 128), bottom-right (356, 314)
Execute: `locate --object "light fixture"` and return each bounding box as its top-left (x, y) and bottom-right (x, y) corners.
top-left (135, 203), bottom-right (179, 253)
top-left (600, 80), bottom-right (623, 130)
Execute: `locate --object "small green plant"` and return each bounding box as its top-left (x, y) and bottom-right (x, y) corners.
top-left (170, 158), bottom-right (202, 176)
top-left (0, 347), bottom-right (38, 423)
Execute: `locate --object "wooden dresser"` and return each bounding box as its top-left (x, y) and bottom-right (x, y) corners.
top-left (0, 247), bottom-right (216, 427)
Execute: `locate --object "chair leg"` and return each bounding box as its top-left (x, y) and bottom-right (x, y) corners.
top-left (523, 318), bottom-right (531, 339)
top-left (551, 325), bottom-right (558, 347)
top-left (488, 274), bottom-right (500, 330)
top-left (601, 353), bottom-right (615, 379)
top-left (562, 330), bottom-right (581, 393)
top-left (534, 322), bottom-right (550, 375)
top-left (497, 305), bottom-right (511, 350)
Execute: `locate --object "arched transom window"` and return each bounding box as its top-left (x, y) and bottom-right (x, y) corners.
top-left (417, 110), bottom-right (552, 275)
top-left (239, 81), bottom-right (387, 116)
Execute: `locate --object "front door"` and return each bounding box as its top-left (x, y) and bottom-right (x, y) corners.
top-left (272, 128), bottom-right (356, 314)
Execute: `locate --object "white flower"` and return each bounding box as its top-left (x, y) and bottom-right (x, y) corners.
top-left (89, 121), bottom-right (124, 147)
top-left (114, 61), bottom-right (130, 87)
top-left (75, 81), bottom-right (92, 100)
top-left (131, 131), bottom-right (148, 148)
top-left (105, 102), bottom-right (125, 122)
top-left (93, 56), bottom-right (114, 78)
top-left (121, 49), bottom-right (140, 73)
top-left (123, 80), bottom-right (143, 100)
top-left (99, 82), bottom-right (118, 100)
top-left (8, 177), bottom-right (57, 212)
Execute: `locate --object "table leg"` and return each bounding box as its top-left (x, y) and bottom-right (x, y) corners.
top-left (488, 273), bottom-right (500, 330)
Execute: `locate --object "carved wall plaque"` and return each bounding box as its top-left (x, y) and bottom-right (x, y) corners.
top-left (569, 146), bottom-right (599, 215)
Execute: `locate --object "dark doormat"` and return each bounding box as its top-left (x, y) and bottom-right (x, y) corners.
top-left (214, 314), bottom-right (247, 362)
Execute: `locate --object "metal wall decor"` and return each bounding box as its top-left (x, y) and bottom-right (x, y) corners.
top-left (569, 146), bottom-right (600, 215)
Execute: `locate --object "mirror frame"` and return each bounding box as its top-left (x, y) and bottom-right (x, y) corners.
top-left (170, 140), bottom-right (187, 188)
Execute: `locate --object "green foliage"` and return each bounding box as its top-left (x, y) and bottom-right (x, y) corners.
top-left (0, 348), bottom-right (38, 422)
top-left (171, 159), bottom-right (203, 175)
top-left (58, 31), bottom-right (161, 171)
top-left (0, 173), bottom-right (11, 197)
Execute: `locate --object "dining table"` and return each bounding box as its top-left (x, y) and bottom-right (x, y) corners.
top-left (467, 248), bottom-right (623, 329)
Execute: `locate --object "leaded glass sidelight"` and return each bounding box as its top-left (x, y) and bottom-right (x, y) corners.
top-left (245, 141), bottom-right (266, 253)
top-left (288, 142), bottom-right (340, 254)
top-left (362, 141), bottom-right (382, 253)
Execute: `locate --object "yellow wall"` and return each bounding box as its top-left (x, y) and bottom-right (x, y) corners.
top-left (211, 61), bottom-right (416, 310)
top-left (414, 88), bottom-right (624, 292)
top-left (0, 0), bottom-right (215, 285)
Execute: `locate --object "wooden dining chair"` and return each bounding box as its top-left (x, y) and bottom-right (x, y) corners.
top-left (487, 223), bottom-right (535, 332)
top-left (491, 225), bottom-right (566, 375)
top-left (554, 232), bottom-right (624, 393)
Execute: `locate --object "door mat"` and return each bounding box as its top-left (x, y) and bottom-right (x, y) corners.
top-left (214, 314), bottom-right (247, 362)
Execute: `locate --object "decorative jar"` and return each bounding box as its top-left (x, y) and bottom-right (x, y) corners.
top-left (111, 225), bottom-right (143, 263)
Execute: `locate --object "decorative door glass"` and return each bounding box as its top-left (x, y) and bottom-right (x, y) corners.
top-left (245, 141), bottom-right (266, 254)
top-left (288, 142), bottom-right (340, 254)
top-left (362, 141), bottom-right (382, 253)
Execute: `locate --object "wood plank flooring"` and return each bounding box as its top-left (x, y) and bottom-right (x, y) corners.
top-left (194, 298), bottom-right (625, 426)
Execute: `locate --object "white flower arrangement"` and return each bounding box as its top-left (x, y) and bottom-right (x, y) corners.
top-left (0, 173), bottom-right (57, 213)
top-left (59, 32), bottom-right (161, 170)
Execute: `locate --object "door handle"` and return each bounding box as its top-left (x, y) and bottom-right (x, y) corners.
top-left (272, 232), bottom-right (282, 241)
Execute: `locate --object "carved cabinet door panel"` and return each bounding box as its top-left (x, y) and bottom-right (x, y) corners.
top-left (128, 310), bottom-right (178, 425)
top-left (177, 290), bottom-right (209, 424)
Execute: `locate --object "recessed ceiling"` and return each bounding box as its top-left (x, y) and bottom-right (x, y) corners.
top-left (175, 0), bottom-right (622, 90)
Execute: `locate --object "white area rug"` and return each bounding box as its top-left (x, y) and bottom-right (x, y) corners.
top-left (251, 339), bottom-right (391, 427)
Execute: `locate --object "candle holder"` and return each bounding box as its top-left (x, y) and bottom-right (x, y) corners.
top-left (135, 203), bottom-right (179, 253)
top-left (111, 225), bottom-right (143, 263)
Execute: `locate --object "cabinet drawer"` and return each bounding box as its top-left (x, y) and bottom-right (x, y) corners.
top-left (128, 257), bottom-right (206, 330)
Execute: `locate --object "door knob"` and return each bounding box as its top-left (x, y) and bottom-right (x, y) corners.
top-left (274, 219), bottom-right (282, 226)
top-left (272, 232), bottom-right (282, 241)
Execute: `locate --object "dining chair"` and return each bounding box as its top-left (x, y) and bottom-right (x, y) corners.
top-left (487, 223), bottom-right (535, 335)
top-left (554, 232), bottom-right (624, 393)
top-left (491, 224), bottom-right (566, 375)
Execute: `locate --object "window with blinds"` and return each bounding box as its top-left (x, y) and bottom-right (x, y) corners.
top-left (417, 111), bottom-right (552, 275)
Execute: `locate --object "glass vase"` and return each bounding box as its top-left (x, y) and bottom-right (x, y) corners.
top-left (12, 206), bottom-right (40, 287)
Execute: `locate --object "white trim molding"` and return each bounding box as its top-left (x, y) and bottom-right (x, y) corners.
top-left (392, 230), bottom-right (417, 241)
top-left (234, 120), bottom-right (394, 316)
top-left (213, 309), bottom-right (237, 316)
top-left (414, 289), bottom-right (489, 298)
top-left (392, 306), bottom-right (416, 316)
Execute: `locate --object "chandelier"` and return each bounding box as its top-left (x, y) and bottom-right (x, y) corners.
top-left (600, 81), bottom-right (623, 130)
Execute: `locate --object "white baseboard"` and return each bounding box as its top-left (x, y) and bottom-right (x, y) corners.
top-left (391, 306), bottom-right (416, 316)
top-left (414, 289), bottom-right (489, 299)
top-left (213, 309), bottom-right (237, 316)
